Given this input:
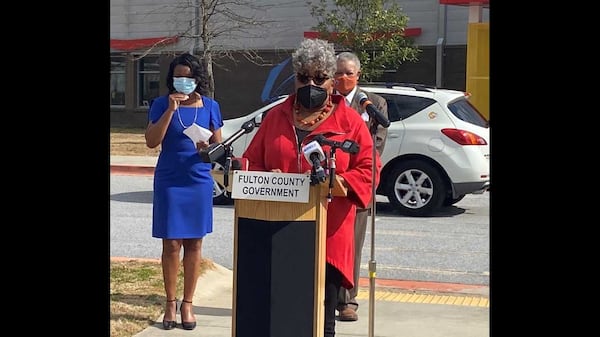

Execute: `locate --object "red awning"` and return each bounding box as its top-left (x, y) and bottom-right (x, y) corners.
top-left (110, 36), bottom-right (179, 52)
top-left (439, 0), bottom-right (489, 6)
top-left (304, 28), bottom-right (421, 39)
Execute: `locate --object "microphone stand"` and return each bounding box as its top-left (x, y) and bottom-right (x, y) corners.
top-left (200, 120), bottom-right (255, 164)
top-left (327, 148), bottom-right (336, 202)
top-left (368, 121), bottom-right (380, 337)
top-left (222, 147), bottom-right (233, 192)
top-left (200, 120), bottom-right (255, 192)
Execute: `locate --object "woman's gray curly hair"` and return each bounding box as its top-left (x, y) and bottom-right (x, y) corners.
top-left (291, 38), bottom-right (337, 76)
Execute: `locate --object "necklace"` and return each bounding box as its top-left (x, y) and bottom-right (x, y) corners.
top-left (294, 101), bottom-right (333, 126)
top-left (176, 104), bottom-right (198, 128)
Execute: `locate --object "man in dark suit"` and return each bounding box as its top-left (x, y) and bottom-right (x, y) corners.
top-left (333, 51), bottom-right (388, 321)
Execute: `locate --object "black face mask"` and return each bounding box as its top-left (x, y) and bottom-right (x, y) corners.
top-left (296, 85), bottom-right (328, 109)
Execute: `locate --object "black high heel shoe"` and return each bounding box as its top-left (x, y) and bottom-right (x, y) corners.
top-left (162, 298), bottom-right (178, 330)
top-left (180, 299), bottom-right (196, 330)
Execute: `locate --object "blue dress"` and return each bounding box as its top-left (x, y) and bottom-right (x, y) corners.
top-left (148, 95), bottom-right (224, 239)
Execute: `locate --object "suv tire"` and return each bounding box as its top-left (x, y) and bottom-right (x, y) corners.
top-left (444, 194), bottom-right (465, 206)
top-left (386, 160), bottom-right (446, 217)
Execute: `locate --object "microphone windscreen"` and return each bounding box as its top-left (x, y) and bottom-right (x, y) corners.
top-left (357, 92), bottom-right (368, 103)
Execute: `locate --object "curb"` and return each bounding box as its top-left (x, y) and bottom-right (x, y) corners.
top-left (358, 277), bottom-right (488, 297)
top-left (110, 256), bottom-right (161, 263)
top-left (110, 257), bottom-right (488, 297)
top-left (111, 165), bottom-right (154, 176)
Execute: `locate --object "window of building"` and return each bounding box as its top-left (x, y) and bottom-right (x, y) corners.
top-left (110, 55), bottom-right (126, 106)
top-left (138, 56), bottom-right (161, 107)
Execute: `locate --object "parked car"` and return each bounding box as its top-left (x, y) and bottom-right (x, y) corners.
top-left (212, 83), bottom-right (490, 216)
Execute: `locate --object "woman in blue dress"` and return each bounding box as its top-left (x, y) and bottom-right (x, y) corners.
top-left (145, 53), bottom-right (224, 330)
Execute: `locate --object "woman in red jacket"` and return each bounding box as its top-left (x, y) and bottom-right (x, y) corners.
top-left (243, 38), bottom-right (380, 337)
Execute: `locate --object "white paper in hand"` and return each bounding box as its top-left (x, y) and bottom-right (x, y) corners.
top-left (183, 123), bottom-right (213, 144)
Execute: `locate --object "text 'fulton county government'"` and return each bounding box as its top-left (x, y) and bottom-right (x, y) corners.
top-left (236, 174), bottom-right (307, 198)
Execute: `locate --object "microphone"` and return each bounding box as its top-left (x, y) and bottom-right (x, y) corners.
top-left (200, 120), bottom-right (256, 163)
top-left (301, 140), bottom-right (327, 184)
top-left (357, 92), bottom-right (390, 128)
top-left (223, 120), bottom-right (255, 148)
top-left (313, 134), bottom-right (359, 154)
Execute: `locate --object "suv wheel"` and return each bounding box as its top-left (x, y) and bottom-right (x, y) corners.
top-left (386, 160), bottom-right (446, 217)
top-left (212, 162), bottom-right (233, 205)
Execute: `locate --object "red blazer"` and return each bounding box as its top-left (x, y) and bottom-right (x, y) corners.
top-left (243, 94), bottom-right (381, 288)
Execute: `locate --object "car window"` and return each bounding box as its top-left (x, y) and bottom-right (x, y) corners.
top-left (378, 94), bottom-right (436, 122)
top-left (382, 98), bottom-right (402, 122)
top-left (447, 99), bottom-right (489, 128)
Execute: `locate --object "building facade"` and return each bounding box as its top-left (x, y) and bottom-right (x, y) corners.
top-left (110, 0), bottom-right (489, 127)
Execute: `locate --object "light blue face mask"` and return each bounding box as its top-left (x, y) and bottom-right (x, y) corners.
top-left (173, 77), bottom-right (198, 95)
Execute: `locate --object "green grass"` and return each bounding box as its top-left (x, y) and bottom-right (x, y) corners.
top-left (110, 259), bottom-right (213, 337)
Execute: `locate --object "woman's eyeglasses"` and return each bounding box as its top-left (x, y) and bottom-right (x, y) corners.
top-left (296, 73), bottom-right (330, 85)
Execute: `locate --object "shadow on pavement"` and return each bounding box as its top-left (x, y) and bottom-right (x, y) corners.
top-left (193, 305), bottom-right (232, 317)
top-left (111, 191), bottom-right (153, 203)
top-left (374, 201), bottom-right (467, 217)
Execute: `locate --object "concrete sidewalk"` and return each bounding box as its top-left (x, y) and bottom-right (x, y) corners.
top-left (110, 155), bottom-right (490, 337)
top-left (130, 262), bottom-right (489, 337)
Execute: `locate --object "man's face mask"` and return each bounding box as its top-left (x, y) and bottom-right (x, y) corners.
top-left (334, 75), bottom-right (358, 95)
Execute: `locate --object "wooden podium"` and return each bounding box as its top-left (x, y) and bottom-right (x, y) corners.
top-left (215, 170), bottom-right (346, 337)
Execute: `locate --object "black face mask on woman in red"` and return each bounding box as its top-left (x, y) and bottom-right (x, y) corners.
top-left (296, 84), bottom-right (328, 109)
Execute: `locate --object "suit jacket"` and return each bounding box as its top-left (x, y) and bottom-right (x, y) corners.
top-left (348, 87), bottom-right (388, 211)
top-left (348, 87), bottom-right (388, 155)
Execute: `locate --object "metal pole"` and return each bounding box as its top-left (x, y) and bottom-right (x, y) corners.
top-left (367, 130), bottom-right (377, 337)
top-left (193, 0), bottom-right (200, 55)
top-left (436, 4), bottom-right (447, 88)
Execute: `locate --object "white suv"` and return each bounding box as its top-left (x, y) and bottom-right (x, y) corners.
top-left (212, 83), bottom-right (490, 217)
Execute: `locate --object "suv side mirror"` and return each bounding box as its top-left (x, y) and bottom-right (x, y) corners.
top-left (254, 113), bottom-right (263, 127)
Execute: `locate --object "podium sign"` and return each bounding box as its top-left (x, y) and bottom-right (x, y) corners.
top-left (231, 170), bottom-right (311, 203)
